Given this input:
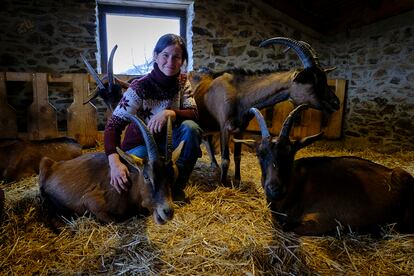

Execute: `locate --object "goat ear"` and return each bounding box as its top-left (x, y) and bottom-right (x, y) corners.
top-left (324, 67), bottom-right (336, 74)
top-left (293, 132), bottom-right (324, 151)
top-left (172, 141), bottom-right (185, 164)
top-left (116, 147), bottom-right (144, 171)
top-left (232, 138), bottom-right (256, 149)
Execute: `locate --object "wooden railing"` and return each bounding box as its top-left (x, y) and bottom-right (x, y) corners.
top-left (0, 72), bottom-right (346, 148)
top-left (246, 79), bottom-right (347, 139)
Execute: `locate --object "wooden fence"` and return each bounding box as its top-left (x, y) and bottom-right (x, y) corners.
top-left (246, 79), bottom-right (347, 139)
top-left (0, 72), bottom-right (346, 147)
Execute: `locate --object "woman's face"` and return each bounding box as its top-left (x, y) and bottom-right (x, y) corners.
top-left (154, 44), bottom-right (184, 76)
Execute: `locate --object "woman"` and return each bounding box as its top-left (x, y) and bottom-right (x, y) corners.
top-left (104, 33), bottom-right (202, 201)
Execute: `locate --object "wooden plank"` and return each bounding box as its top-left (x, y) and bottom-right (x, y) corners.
top-left (0, 72), bottom-right (18, 137)
top-left (68, 73), bottom-right (98, 147)
top-left (246, 78), bottom-right (346, 139)
top-left (270, 101), bottom-right (294, 136)
top-left (48, 73), bottom-right (73, 83)
top-left (28, 73), bottom-right (58, 139)
top-left (292, 108), bottom-right (322, 139)
top-left (323, 79), bottom-right (346, 139)
top-left (5, 72), bottom-right (33, 82)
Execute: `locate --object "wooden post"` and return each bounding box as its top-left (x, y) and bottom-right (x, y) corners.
top-left (323, 79), bottom-right (346, 139)
top-left (0, 72), bottom-right (18, 137)
top-left (68, 73), bottom-right (98, 147)
top-left (28, 73), bottom-right (58, 140)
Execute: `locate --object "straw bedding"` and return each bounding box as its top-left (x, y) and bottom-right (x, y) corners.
top-left (1, 139), bottom-right (413, 275)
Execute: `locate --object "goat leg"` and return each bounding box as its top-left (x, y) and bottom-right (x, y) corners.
top-left (220, 128), bottom-right (231, 186)
top-left (203, 135), bottom-right (219, 169)
top-left (233, 132), bottom-right (243, 187)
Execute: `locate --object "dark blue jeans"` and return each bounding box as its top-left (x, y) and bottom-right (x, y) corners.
top-left (127, 120), bottom-right (202, 190)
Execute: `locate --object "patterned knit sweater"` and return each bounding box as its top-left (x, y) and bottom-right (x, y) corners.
top-left (104, 63), bottom-right (198, 156)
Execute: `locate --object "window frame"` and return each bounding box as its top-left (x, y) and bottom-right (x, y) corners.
top-left (97, 4), bottom-right (187, 74)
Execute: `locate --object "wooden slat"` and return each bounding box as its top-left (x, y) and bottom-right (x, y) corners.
top-left (48, 73), bottom-right (73, 83)
top-left (68, 73), bottom-right (98, 147)
top-left (323, 79), bottom-right (346, 139)
top-left (246, 78), bottom-right (346, 139)
top-left (28, 73), bottom-right (58, 139)
top-left (270, 101), bottom-right (294, 136)
top-left (5, 72), bottom-right (33, 82)
top-left (292, 109), bottom-right (322, 138)
top-left (0, 72), bottom-right (18, 137)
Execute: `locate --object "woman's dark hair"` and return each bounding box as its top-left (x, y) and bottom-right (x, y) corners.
top-left (153, 33), bottom-right (188, 64)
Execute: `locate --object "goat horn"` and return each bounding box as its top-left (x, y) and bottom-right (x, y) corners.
top-left (107, 45), bottom-right (118, 93)
top-left (83, 87), bottom-right (99, 104)
top-left (165, 116), bottom-right (173, 162)
top-left (80, 53), bottom-right (106, 90)
top-left (259, 37), bottom-right (316, 69)
top-left (298, 40), bottom-right (320, 67)
top-left (279, 104), bottom-right (309, 138)
top-left (249, 108), bottom-right (270, 139)
top-left (124, 113), bottom-right (159, 162)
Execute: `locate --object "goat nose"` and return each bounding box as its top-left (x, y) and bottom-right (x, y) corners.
top-left (266, 185), bottom-right (283, 201)
top-left (163, 206), bottom-right (174, 220)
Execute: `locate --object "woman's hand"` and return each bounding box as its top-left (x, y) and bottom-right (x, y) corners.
top-left (147, 109), bottom-right (176, 133)
top-left (108, 153), bottom-right (130, 194)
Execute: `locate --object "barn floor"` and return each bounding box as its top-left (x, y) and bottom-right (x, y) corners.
top-left (1, 139), bottom-right (413, 275)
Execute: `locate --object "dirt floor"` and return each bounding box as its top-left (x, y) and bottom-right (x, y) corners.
top-left (1, 139), bottom-right (413, 275)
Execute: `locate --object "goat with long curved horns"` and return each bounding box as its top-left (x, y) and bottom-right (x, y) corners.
top-left (189, 37), bottom-right (340, 185)
top-left (80, 45), bottom-right (129, 112)
top-left (39, 115), bottom-right (183, 224)
top-left (241, 105), bottom-right (414, 235)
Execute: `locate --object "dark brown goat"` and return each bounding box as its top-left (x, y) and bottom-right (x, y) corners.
top-left (188, 37), bottom-right (340, 185)
top-left (243, 105), bottom-right (414, 235)
top-left (0, 137), bottom-right (82, 183)
top-left (39, 115), bottom-right (182, 224)
top-left (81, 45), bottom-right (129, 112)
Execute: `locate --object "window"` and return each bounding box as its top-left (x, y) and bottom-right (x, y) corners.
top-left (98, 4), bottom-right (186, 75)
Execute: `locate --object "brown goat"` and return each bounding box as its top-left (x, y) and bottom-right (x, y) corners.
top-left (188, 37), bottom-right (340, 185)
top-left (0, 137), bottom-right (82, 183)
top-left (82, 37), bottom-right (340, 186)
top-left (39, 115), bottom-right (182, 224)
top-left (242, 105), bottom-right (414, 235)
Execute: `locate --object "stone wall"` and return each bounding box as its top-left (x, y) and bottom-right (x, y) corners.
top-left (0, 0), bottom-right (97, 73)
top-left (190, 0), bottom-right (414, 151)
top-left (1, 0), bottom-right (413, 150)
top-left (322, 11), bottom-right (414, 151)
top-left (0, 0), bottom-right (104, 132)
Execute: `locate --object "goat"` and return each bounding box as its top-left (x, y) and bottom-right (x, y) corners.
top-left (241, 105), bottom-right (414, 235)
top-left (82, 37), bottom-right (340, 186)
top-left (188, 37), bottom-right (340, 185)
top-left (39, 115), bottom-right (183, 224)
top-left (80, 45), bottom-right (129, 112)
top-left (0, 137), bottom-right (82, 183)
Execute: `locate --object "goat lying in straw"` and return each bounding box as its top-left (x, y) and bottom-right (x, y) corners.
top-left (39, 115), bottom-right (183, 224)
top-left (0, 137), bottom-right (82, 183)
top-left (236, 104), bottom-right (414, 235)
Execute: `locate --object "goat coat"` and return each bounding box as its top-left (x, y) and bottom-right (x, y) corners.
top-left (0, 137), bottom-right (82, 183)
top-left (272, 156), bottom-right (414, 235)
